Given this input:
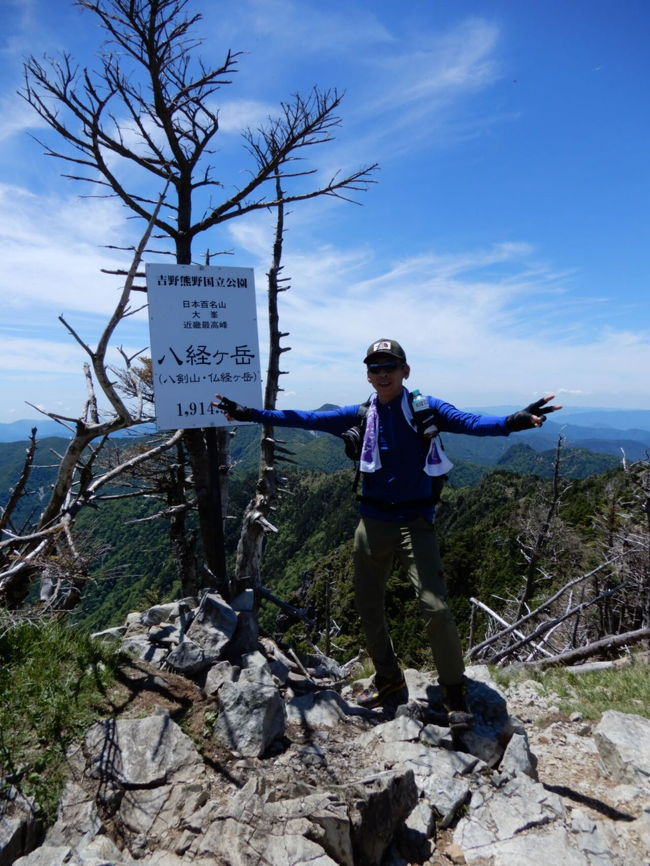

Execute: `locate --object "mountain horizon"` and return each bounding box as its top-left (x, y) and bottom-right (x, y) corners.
top-left (2, 405), bottom-right (650, 443)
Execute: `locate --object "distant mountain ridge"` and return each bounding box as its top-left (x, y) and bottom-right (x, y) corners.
top-left (1, 408), bottom-right (649, 464)
top-left (0, 419), bottom-right (157, 443)
top-left (466, 407), bottom-right (650, 431)
top-left (3, 406), bottom-right (650, 440)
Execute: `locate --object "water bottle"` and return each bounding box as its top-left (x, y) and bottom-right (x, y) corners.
top-left (411, 389), bottom-right (429, 413)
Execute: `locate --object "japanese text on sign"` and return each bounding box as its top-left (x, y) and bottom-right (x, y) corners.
top-left (146, 264), bottom-right (262, 431)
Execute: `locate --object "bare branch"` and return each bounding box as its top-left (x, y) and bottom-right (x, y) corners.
top-left (93, 183), bottom-right (170, 419)
top-left (468, 597), bottom-right (554, 658)
top-left (491, 580), bottom-right (629, 665)
top-left (0, 429), bottom-right (38, 534)
top-left (85, 429), bottom-right (184, 498)
top-left (468, 559), bottom-right (617, 659)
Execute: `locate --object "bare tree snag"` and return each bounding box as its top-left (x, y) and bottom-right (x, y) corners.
top-left (17, 0), bottom-right (376, 614)
top-left (0, 429), bottom-right (37, 535)
top-left (232, 172), bottom-right (287, 607)
top-left (0, 204), bottom-right (177, 609)
top-left (514, 434), bottom-right (567, 619)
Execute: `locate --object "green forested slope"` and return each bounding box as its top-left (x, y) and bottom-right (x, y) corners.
top-left (495, 442), bottom-right (619, 477)
top-left (0, 437), bottom-right (70, 527)
top-left (73, 497), bottom-right (187, 631)
top-left (1, 426), bottom-right (632, 653)
top-left (259, 466), bottom-right (633, 668)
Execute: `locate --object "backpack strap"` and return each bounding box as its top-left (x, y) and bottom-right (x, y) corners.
top-left (344, 394), bottom-right (448, 503)
top-left (350, 399), bottom-right (370, 492)
top-left (407, 390), bottom-right (448, 505)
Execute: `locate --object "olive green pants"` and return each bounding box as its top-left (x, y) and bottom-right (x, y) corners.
top-left (353, 516), bottom-right (465, 686)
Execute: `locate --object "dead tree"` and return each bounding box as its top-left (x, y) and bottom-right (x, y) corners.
top-left (0, 205), bottom-right (186, 610)
top-left (21, 0), bottom-right (377, 585)
top-left (467, 456), bottom-right (650, 667)
top-left (0, 429), bottom-right (38, 537)
top-left (231, 172), bottom-right (293, 612)
top-left (598, 458), bottom-right (650, 634)
top-left (513, 435), bottom-right (570, 619)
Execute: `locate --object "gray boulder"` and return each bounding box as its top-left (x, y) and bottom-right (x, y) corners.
top-left (36, 713), bottom-right (210, 862)
top-left (594, 710), bottom-right (650, 786)
top-left (188, 779), bottom-right (348, 865)
top-left (344, 770), bottom-right (418, 866)
top-left (184, 591), bottom-right (237, 660)
top-left (213, 679), bottom-right (286, 757)
top-left (139, 599), bottom-right (196, 627)
top-left (499, 730), bottom-right (538, 780)
top-left (0, 786), bottom-right (43, 866)
top-left (165, 637), bottom-right (208, 674)
top-left (14, 836), bottom-right (136, 865)
top-left (360, 734), bottom-right (478, 827)
top-left (286, 690), bottom-right (354, 728)
top-left (453, 773), bottom-right (614, 865)
top-left (80, 710), bottom-right (202, 787)
top-left (203, 659), bottom-right (239, 697)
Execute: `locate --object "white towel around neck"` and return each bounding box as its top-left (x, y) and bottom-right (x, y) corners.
top-left (359, 389), bottom-right (454, 476)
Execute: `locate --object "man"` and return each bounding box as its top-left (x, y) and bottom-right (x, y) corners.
top-left (214, 338), bottom-right (561, 728)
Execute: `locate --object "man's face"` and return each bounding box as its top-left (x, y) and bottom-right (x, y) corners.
top-left (366, 354), bottom-right (410, 403)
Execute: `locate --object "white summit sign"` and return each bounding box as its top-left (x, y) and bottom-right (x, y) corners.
top-left (146, 263), bottom-right (262, 430)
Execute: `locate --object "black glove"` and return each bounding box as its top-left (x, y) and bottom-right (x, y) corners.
top-left (506, 397), bottom-right (556, 431)
top-left (215, 396), bottom-right (254, 422)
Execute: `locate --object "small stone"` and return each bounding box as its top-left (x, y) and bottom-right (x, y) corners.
top-left (444, 840), bottom-right (467, 863)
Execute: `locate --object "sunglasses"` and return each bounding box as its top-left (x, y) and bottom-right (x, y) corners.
top-left (367, 362), bottom-right (402, 373)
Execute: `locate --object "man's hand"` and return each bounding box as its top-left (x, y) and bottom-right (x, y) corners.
top-left (506, 395), bottom-right (562, 431)
top-left (212, 394), bottom-right (254, 422)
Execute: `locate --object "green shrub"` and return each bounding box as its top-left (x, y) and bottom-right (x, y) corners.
top-left (491, 657), bottom-right (650, 721)
top-left (0, 619), bottom-right (122, 823)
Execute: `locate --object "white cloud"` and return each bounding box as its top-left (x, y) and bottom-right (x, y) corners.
top-left (2, 212), bottom-right (649, 419)
top-left (0, 182), bottom-right (147, 316)
top-left (0, 334), bottom-right (147, 375)
top-left (210, 0), bottom-right (393, 56)
top-left (220, 229), bottom-right (650, 411)
top-left (0, 336), bottom-right (83, 374)
top-left (311, 17), bottom-right (504, 174)
top-left (215, 98), bottom-right (279, 133)
top-left (0, 94), bottom-right (49, 141)
top-left (367, 18), bottom-right (500, 112)
top-left (0, 333), bottom-right (151, 422)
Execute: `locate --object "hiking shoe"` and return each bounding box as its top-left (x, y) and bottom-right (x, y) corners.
top-left (446, 710), bottom-right (474, 732)
top-left (356, 674), bottom-right (409, 709)
top-left (440, 678), bottom-right (474, 732)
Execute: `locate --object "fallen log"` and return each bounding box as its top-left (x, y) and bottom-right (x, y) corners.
top-left (522, 626), bottom-right (650, 669)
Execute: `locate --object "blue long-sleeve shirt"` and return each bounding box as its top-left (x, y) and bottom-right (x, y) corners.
top-left (249, 391), bottom-right (510, 522)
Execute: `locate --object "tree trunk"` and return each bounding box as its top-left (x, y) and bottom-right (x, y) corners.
top-left (167, 440), bottom-right (200, 597)
top-left (231, 173), bottom-right (289, 630)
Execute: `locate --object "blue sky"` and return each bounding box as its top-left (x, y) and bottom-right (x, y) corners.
top-left (0, 0), bottom-right (648, 423)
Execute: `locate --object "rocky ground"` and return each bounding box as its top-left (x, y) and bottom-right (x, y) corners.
top-left (494, 674), bottom-right (649, 866)
top-left (87, 654), bottom-right (650, 865)
top-left (4, 593), bottom-right (649, 865)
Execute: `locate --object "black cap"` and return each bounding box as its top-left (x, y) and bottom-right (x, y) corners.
top-left (363, 339), bottom-right (407, 364)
